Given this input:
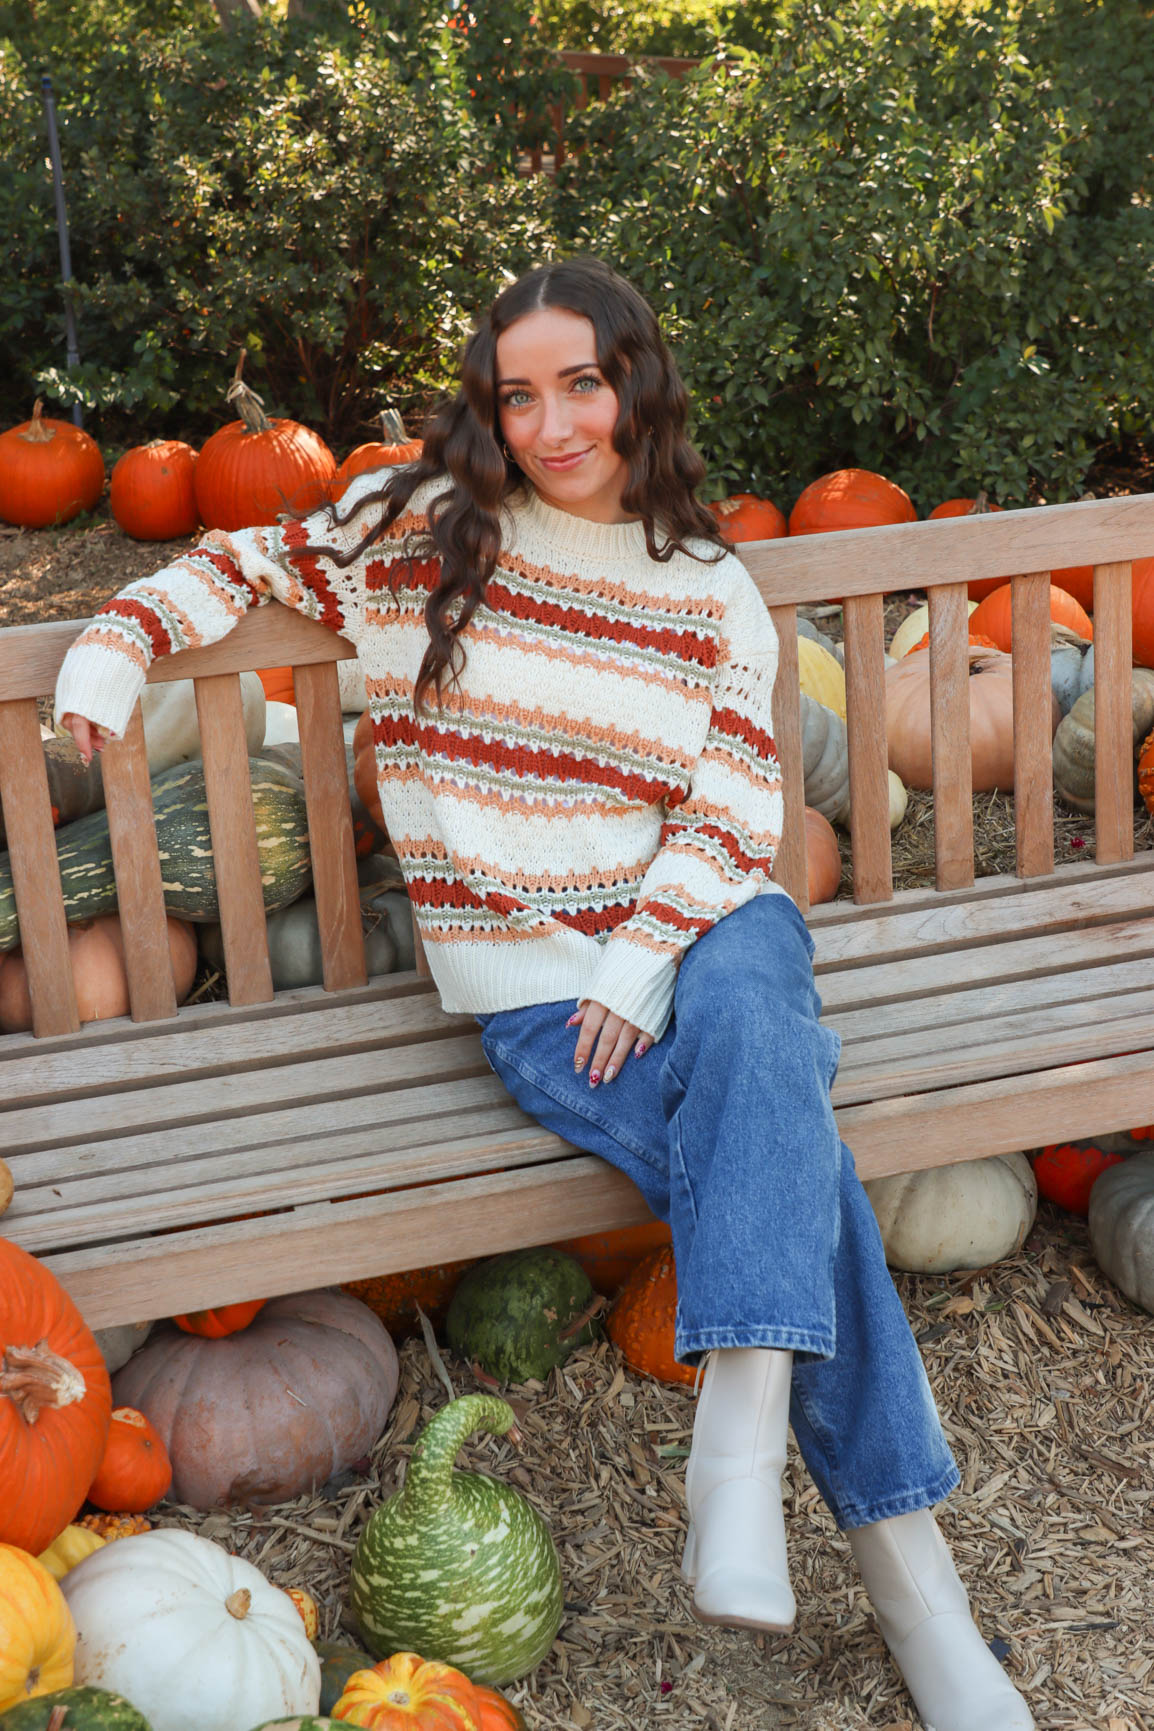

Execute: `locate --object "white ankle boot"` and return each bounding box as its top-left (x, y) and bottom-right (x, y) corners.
top-left (681, 1347), bottom-right (795, 1632)
top-left (848, 1509), bottom-right (1035, 1730)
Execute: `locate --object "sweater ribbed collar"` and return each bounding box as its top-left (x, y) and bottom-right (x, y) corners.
top-left (511, 485), bottom-right (659, 564)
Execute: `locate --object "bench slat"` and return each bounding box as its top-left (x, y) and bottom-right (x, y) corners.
top-left (812, 866), bottom-right (1154, 969)
top-left (9, 1054), bottom-right (508, 1185)
top-left (1011, 573), bottom-right (1055, 878)
top-left (819, 914), bottom-right (1154, 1013)
top-left (294, 659), bottom-right (367, 991)
top-left (40, 1157), bottom-right (653, 1330)
top-left (1093, 561), bottom-right (1135, 866)
top-left (102, 706), bottom-right (178, 1022)
top-left (8, 1105), bottom-right (542, 1248)
top-left (927, 582), bottom-right (974, 889)
top-left (0, 699), bottom-right (80, 1036)
top-left (842, 592), bottom-right (891, 904)
top-left (0, 986), bottom-right (465, 1115)
top-left (768, 604), bottom-right (806, 908)
top-left (195, 673), bottom-right (274, 1005)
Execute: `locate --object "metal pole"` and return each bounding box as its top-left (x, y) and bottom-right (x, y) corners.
top-left (40, 72), bottom-right (82, 428)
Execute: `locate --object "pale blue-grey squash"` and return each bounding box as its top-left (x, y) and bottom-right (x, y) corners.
top-left (1088, 1153), bottom-right (1154, 1315)
top-left (350, 1394), bottom-right (563, 1685)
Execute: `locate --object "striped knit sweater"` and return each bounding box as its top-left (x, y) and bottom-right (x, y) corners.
top-left (54, 475), bottom-right (786, 1040)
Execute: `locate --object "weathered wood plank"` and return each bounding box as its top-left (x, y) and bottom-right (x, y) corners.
top-left (1092, 562), bottom-right (1134, 866)
top-left (768, 603), bottom-right (807, 908)
top-left (102, 706), bottom-right (178, 1022)
top-left (842, 592), bottom-right (892, 904)
top-left (1011, 573), bottom-right (1055, 878)
top-left (195, 674), bottom-right (273, 1005)
top-left (293, 659), bottom-right (367, 991)
top-left (0, 699), bottom-right (79, 1035)
top-left (44, 1157), bottom-right (654, 1329)
top-left (926, 583), bottom-right (974, 889)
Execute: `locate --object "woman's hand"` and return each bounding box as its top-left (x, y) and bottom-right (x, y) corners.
top-left (59, 713), bottom-right (110, 767)
top-left (569, 1000), bottom-right (653, 1086)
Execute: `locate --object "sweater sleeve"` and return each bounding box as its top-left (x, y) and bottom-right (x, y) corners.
top-left (53, 471), bottom-right (427, 740)
top-left (582, 577), bottom-right (784, 1042)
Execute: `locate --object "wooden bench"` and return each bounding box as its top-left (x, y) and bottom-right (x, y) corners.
top-left (4, 493), bottom-right (1154, 1330)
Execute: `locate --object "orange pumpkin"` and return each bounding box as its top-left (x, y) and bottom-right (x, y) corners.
top-left (473, 1685), bottom-right (528, 1731)
top-left (0, 1239), bottom-right (112, 1554)
top-left (86, 1405), bottom-right (173, 1513)
top-left (353, 708), bottom-right (386, 833)
top-left (1033, 1143), bottom-right (1127, 1215)
top-left (0, 400), bottom-right (104, 529)
top-left (549, 1222), bottom-right (672, 1296)
top-left (343, 1260), bottom-right (479, 1337)
top-left (332, 410), bottom-right (424, 502)
top-left (967, 582), bottom-right (1092, 653)
top-left (1050, 565), bottom-right (1095, 613)
top-left (904, 631), bottom-right (1001, 655)
top-left (171, 1299), bottom-right (268, 1338)
top-left (0, 1543), bottom-right (76, 1708)
top-left (804, 806), bottom-right (841, 905)
top-left (788, 468), bottom-right (916, 536)
top-left (1139, 726), bottom-right (1154, 818)
top-left (1130, 557), bottom-right (1154, 670)
top-left (332, 1651), bottom-right (480, 1728)
top-left (194, 356), bottom-right (336, 531)
top-left (109, 439), bottom-right (199, 540)
top-left (708, 493), bottom-right (787, 543)
top-left (0, 914), bottom-right (197, 1034)
top-left (606, 1243), bottom-right (695, 1387)
top-left (257, 666), bottom-right (297, 706)
top-left (885, 646), bottom-right (1059, 793)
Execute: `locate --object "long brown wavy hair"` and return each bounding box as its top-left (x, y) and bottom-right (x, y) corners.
top-left (314, 256), bottom-right (729, 710)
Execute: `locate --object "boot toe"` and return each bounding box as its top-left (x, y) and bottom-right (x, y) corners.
top-left (888, 1610), bottom-right (1035, 1731)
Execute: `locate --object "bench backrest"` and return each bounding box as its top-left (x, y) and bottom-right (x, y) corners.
top-left (2, 493), bottom-right (1154, 1039)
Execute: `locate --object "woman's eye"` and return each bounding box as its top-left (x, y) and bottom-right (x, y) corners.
top-left (501, 389), bottom-right (532, 408)
top-left (571, 374), bottom-right (601, 393)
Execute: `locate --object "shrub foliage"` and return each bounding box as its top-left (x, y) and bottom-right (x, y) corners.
top-left (1, 0), bottom-right (1151, 504)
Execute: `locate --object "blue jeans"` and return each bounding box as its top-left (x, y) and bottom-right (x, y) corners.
top-left (476, 893), bottom-right (959, 1530)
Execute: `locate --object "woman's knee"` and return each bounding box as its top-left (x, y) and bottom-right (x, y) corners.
top-left (676, 893), bottom-right (818, 1034)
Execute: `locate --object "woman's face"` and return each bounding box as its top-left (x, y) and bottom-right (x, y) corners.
top-left (495, 307), bottom-right (633, 524)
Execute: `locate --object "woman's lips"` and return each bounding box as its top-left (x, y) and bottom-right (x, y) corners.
top-left (537, 447), bottom-right (593, 471)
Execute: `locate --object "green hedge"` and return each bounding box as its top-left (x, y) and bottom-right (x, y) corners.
top-left (1, 0), bottom-right (1151, 505)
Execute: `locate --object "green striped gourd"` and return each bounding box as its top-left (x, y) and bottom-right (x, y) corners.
top-left (246, 1722), bottom-right (338, 1731)
top-left (0, 1688), bottom-right (152, 1730)
top-left (0, 758), bottom-right (311, 951)
top-left (349, 1394), bottom-right (563, 1685)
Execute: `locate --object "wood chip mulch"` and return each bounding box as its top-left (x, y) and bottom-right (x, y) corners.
top-left (144, 1202), bottom-right (1153, 1731)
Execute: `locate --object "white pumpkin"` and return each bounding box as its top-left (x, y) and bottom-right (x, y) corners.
top-left (134, 674), bottom-right (266, 773)
top-left (93, 1319), bottom-right (153, 1374)
top-left (864, 1152), bottom-right (1037, 1274)
top-left (262, 700), bottom-right (301, 746)
top-left (887, 769), bottom-right (908, 830)
top-left (889, 598), bottom-right (978, 660)
top-left (1089, 1154), bottom-right (1154, 1315)
top-left (62, 1529), bottom-right (321, 1730)
top-left (1050, 636), bottom-right (1094, 716)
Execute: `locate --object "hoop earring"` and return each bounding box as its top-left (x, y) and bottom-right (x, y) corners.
top-left (502, 441), bottom-right (517, 464)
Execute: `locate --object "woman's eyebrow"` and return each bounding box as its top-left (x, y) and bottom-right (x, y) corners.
top-left (496, 362), bottom-right (602, 386)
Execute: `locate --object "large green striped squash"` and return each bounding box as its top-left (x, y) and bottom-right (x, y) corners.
top-left (350, 1395), bottom-right (563, 1686)
top-left (247, 1722), bottom-right (339, 1731)
top-left (0, 758), bottom-right (311, 950)
top-left (0, 1687), bottom-right (152, 1730)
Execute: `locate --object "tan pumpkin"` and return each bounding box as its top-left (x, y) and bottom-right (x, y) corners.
top-left (1053, 671), bottom-right (1154, 814)
top-left (0, 1543), bottom-right (76, 1708)
top-left (889, 598), bottom-right (978, 660)
top-left (0, 914), bottom-right (197, 1033)
top-left (112, 1289), bottom-right (399, 1509)
top-left (805, 806), bottom-right (841, 905)
top-left (886, 646), bottom-right (1058, 793)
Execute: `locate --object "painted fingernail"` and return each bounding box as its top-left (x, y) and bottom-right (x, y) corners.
top-left (634, 1040), bottom-right (649, 1059)
top-left (566, 1012), bottom-right (582, 1027)
top-left (589, 1069), bottom-right (601, 1087)
top-left (604, 1065), bottom-right (617, 1083)
top-left (574, 1056), bottom-right (586, 1073)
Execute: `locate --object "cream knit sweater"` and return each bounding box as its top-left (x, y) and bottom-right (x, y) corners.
top-left (55, 475), bottom-right (786, 1039)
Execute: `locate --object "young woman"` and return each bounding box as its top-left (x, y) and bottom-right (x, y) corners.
top-left (57, 257), bottom-right (1033, 1730)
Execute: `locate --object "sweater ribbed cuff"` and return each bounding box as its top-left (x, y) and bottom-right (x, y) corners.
top-left (54, 642), bottom-right (148, 741)
top-left (582, 937), bottom-right (677, 1044)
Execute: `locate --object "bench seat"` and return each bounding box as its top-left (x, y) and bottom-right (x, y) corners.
top-left (7, 846), bottom-right (1154, 1328)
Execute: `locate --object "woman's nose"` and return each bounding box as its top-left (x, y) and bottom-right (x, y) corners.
top-left (539, 393), bottom-right (574, 446)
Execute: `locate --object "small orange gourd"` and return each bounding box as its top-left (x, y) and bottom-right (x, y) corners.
top-left (709, 493), bottom-right (787, 543)
top-left (804, 806), bottom-right (841, 906)
top-left (0, 1543), bottom-right (76, 1708)
top-left (86, 1406), bottom-right (173, 1513)
top-left (76, 1511), bottom-right (152, 1540)
top-left (286, 1585), bottom-right (319, 1640)
top-left (606, 1243), bottom-right (695, 1387)
top-left (473, 1684), bottom-right (528, 1731)
top-left (332, 1651), bottom-right (480, 1728)
top-left (171, 1299), bottom-right (268, 1338)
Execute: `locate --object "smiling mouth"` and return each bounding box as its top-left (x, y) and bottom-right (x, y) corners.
top-left (537, 447), bottom-right (593, 469)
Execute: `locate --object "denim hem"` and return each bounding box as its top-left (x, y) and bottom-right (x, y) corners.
top-left (675, 1325), bottom-right (835, 1363)
top-left (830, 1462), bottom-right (962, 1533)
